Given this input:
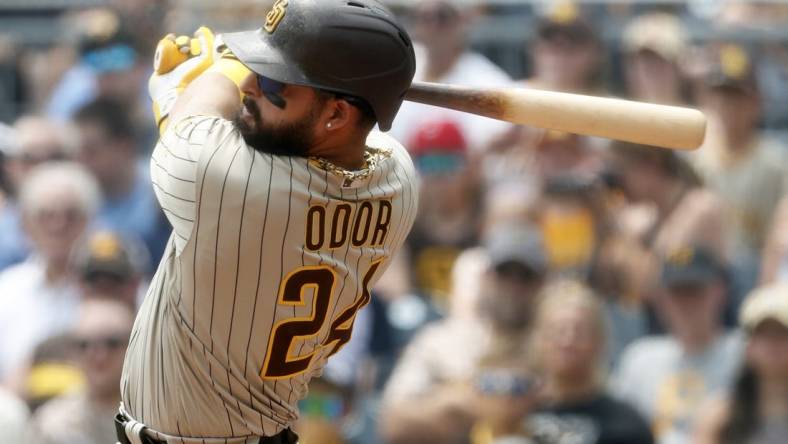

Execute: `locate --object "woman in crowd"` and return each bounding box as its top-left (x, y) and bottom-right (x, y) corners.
top-left (527, 280), bottom-right (654, 444)
top-left (695, 283), bottom-right (788, 444)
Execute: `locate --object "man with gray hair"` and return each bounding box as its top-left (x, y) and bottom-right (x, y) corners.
top-left (0, 116), bottom-right (79, 271)
top-left (0, 162), bottom-right (100, 389)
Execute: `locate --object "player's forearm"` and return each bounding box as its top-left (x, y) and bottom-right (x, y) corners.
top-left (170, 71), bottom-right (241, 124)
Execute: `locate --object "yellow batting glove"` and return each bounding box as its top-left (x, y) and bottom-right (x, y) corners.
top-left (149, 26), bottom-right (216, 133)
top-left (206, 44), bottom-right (253, 97)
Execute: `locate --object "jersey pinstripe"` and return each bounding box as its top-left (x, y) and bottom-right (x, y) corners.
top-left (120, 116), bottom-right (419, 443)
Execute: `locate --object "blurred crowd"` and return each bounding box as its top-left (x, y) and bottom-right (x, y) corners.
top-left (1, 1), bottom-right (788, 444)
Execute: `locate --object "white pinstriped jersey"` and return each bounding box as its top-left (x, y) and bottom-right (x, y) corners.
top-left (120, 116), bottom-right (419, 443)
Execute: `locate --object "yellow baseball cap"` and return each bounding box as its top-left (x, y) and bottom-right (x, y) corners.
top-left (740, 283), bottom-right (788, 330)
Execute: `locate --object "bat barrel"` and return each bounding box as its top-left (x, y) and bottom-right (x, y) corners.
top-left (405, 82), bottom-right (707, 151)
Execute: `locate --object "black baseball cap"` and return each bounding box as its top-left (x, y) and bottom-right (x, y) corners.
top-left (661, 246), bottom-right (726, 288)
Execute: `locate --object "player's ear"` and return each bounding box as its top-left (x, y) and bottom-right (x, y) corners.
top-left (322, 98), bottom-right (354, 134)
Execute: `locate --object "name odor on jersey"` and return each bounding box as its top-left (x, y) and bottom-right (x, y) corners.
top-left (304, 199), bottom-right (393, 251)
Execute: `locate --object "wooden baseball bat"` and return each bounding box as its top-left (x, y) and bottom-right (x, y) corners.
top-left (405, 82), bottom-right (707, 150)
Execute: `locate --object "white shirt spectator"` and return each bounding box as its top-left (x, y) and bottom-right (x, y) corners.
top-left (0, 257), bottom-right (81, 380)
top-left (389, 44), bottom-right (512, 152)
top-left (611, 331), bottom-right (743, 444)
top-left (0, 387), bottom-right (28, 444)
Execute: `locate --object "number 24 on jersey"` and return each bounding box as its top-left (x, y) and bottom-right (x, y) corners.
top-left (261, 259), bottom-right (383, 379)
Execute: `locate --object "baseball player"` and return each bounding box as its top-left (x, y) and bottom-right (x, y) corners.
top-left (115, 1), bottom-right (417, 443)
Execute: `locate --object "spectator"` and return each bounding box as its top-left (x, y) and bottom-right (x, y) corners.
top-left (380, 224), bottom-right (547, 444)
top-left (527, 280), bottom-right (654, 444)
top-left (75, 230), bottom-right (147, 308)
top-left (691, 44), bottom-right (787, 294)
top-left (73, 96), bottom-right (170, 265)
top-left (45, 9), bottom-right (144, 122)
top-left (406, 119), bottom-right (481, 310)
top-left (612, 246), bottom-right (743, 444)
top-left (526, 2), bottom-right (605, 94)
top-left (695, 283), bottom-right (788, 444)
top-left (389, 0), bottom-right (512, 151)
top-left (607, 142), bottom-right (726, 315)
top-left (0, 162), bottom-right (100, 386)
top-left (0, 116), bottom-right (78, 271)
top-left (621, 13), bottom-right (689, 105)
top-left (26, 297), bottom-right (135, 444)
top-left (0, 387), bottom-right (28, 444)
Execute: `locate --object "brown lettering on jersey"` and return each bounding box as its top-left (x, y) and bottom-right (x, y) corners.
top-left (330, 204), bottom-right (352, 249)
top-left (352, 202), bottom-right (374, 247)
top-left (305, 206), bottom-right (326, 251)
top-left (371, 200), bottom-right (392, 246)
top-left (306, 200), bottom-right (393, 250)
top-left (262, 266), bottom-right (337, 379)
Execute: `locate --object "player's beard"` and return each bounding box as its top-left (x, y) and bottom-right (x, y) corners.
top-left (234, 96), bottom-right (319, 157)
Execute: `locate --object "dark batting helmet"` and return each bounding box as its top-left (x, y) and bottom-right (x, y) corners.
top-left (223, 0), bottom-right (416, 131)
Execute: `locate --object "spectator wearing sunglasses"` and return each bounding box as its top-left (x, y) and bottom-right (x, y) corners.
top-left (0, 116), bottom-right (79, 272)
top-left (26, 297), bottom-right (135, 444)
top-left (0, 162), bottom-right (100, 390)
top-left (389, 0), bottom-right (512, 152)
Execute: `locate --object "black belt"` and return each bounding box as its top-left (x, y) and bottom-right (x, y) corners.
top-left (115, 414), bottom-right (299, 444)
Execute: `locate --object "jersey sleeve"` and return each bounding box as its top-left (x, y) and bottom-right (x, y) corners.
top-left (150, 116), bottom-right (248, 254)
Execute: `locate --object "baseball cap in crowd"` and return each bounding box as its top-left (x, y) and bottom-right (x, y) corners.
top-left (75, 231), bottom-right (138, 282)
top-left (703, 44), bottom-right (757, 93)
top-left (660, 246), bottom-right (726, 288)
top-left (536, 1), bottom-right (596, 44)
top-left (408, 120), bottom-right (468, 175)
top-left (485, 224), bottom-right (548, 277)
top-left (74, 9), bottom-right (137, 74)
top-left (740, 283), bottom-right (788, 331)
top-left (622, 13), bottom-right (688, 62)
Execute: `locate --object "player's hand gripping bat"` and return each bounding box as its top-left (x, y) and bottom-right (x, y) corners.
top-left (406, 82), bottom-right (707, 150)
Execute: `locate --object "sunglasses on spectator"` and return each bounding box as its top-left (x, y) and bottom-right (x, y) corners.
top-left (75, 334), bottom-right (128, 353)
